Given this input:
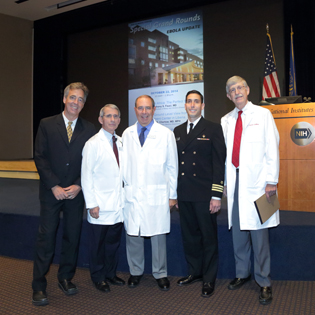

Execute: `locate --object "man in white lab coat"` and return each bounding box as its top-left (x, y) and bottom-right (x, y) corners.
top-left (122, 95), bottom-right (178, 291)
top-left (81, 104), bottom-right (125, 292)
top-left (221, 76), bottom-right (280, 305)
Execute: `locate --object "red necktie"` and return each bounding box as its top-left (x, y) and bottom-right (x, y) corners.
top-left (232, 110), bottom-right (243, 168)
top-left (112, 136), bottom-right (119, 166)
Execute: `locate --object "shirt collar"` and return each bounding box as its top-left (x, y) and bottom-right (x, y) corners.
top-left (62, 112), bottom-right (78, 129)
top-left (187, 116), bottom-right (202, 129)
top-left (101, 128), bottom-right (116, 143)
top-left (234, 101), bottom-right (251, 116)
top-left (137, 119), bottom-right (154, 134)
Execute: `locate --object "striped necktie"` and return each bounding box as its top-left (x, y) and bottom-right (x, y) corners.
top-left (67, 121), bottom-right (73, 143)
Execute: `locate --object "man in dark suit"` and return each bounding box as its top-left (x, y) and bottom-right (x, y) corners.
top-left (32, 82), bottom-right (96, 306)
top-left (174, 90), bottom-right (226, 297)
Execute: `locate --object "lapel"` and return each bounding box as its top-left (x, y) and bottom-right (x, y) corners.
top-left (56, 114), bottom-right (85, 146)
top-left (56, 114), bottom-right (69, 146)
top-left (129, 123), bottom-right (141, 147)
top-left (116, 135), bottom-right (123, 163)
top-left (71, 117), bottom-right (84, 144)
top-left (176, 122), bottom-right (188, 143)
top-left (181, 117), bottom-right (206, 150)
top-left (243, 102), bottom-right (255, 131)
top-left (142, 120), bottom-right (158, 148)
top-left (226, 109), bottom-right (237, 145)
top-left (226, 102), bottom-right (255, 145)
top-left (98, 129), bottom-right (119, 165)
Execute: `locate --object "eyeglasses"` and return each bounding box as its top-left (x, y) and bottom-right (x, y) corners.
top-left (102, 114), bottom-right (120, 119)
top-left (229, 85), bottom-right (246, 94)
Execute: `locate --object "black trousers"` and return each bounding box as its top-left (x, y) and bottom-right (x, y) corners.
top-left (32, 195), bottom-right (85, 291)
top-left (178, 201), bottom-right (218, 283)
top-left (88, 221), bottom-right (123, 283)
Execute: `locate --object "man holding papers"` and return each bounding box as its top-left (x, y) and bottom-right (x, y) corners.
top-left (221, 76), bottom-right (280, 305)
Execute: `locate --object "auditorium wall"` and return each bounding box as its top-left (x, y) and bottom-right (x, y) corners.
top-left (0, 0), bottom-right (286, 158)
top-left (66, 0), bottom-right (284, 135)
top-left (0, 13), bottom-right (33, 159)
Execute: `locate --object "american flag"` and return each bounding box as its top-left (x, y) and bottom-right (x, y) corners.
top-left (262, 32), bottom-right (281, 100)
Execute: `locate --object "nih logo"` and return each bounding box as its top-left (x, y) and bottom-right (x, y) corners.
top-left (295, 128), bottom-right (312, 139)
top-left (290, 122), bottom-right (315, 146)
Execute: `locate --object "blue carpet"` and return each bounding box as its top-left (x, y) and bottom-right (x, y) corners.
top-left (0, 178), bottom-right (314, 280)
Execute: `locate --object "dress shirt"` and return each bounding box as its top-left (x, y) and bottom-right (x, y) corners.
top-left (101, 128), bottom-right (117, 146)
top-left (186, 116), bottom-right (202, 134)
top-left (62, 112), bottom-right (78, 131)
top-left (137, 119), bottom-right (154, 143)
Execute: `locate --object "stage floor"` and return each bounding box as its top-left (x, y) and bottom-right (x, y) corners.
top-left (0, 160), bottom-right (38, 180)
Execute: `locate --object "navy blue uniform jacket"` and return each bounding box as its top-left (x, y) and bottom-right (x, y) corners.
top-left (173, 117), bottom-right (226, 202)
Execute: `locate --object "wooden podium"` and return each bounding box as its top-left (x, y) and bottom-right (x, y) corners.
top-left (262, 103), bottom-right (315, 212)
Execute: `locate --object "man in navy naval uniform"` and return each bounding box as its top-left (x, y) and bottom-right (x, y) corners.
top-left (32, 82), bottom-right (96, 306)
top-left (174, 90), bottom-right (226, 297)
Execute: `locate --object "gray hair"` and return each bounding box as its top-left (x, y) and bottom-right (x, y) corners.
top-left (135, 95), bottom-right (155, 107)
top-left (64, 82), bottom-right (89, 102)
top-left (99, 104), bottom-right (121, 117)
top-left (226, 76), bottom-right (248, 94)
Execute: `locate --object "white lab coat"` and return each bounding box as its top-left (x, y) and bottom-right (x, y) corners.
top-left (122, 120), bottom-right (178, 237)
top-left (221, 102), bottom-right (280, 230)
top-left (81, 129), bottom-right (124, 225)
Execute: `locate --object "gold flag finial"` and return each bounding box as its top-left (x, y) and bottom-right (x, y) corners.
top-left (291, 24), bottom-right (294, 35)
top-left (266, 23), bottom-right (269, 34)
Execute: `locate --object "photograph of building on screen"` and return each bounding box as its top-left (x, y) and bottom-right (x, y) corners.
top-left (128, 11), bottom-right (203, 89)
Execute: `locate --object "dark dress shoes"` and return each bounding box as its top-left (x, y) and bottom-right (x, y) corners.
top-left (259, 286), bottom-right (273, 305)
top-left (177, 275), bottom-right (203, 286)
top-left (94, 281), bottom-right (110, 292)
top-left (32, 290), bottom-right (49, 306)
top-left (202, 282), bottom-right (215, 297)
top-left (58, 279), bottom-right (78, 295)
top-left (128, 275), bottom-right (142, 288)
top-left (156, 277), bottom-right (170, 291)
top-left (228, 274), bottom-right (251, 290)
top-left (106, 275), bottom-right (125, 286)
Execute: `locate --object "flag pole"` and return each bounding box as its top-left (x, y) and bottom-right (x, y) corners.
top-left (266, 24), bottom-right (277, 66)
top-left (289, 24), bottom-right (297, 96)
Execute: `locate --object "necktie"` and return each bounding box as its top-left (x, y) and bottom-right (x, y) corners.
top-left (67, 121), bottom-right (73, 143)
top-left (139, 127), bottom-right (147, 147)
top-left (188, 123), bottom-right (194, 134)
top-left (112, 136), bottom-right (119, 166)
top-left (232, 110), bottom-right (243, 168)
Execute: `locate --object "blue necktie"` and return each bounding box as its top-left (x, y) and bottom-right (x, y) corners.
top-left (139, 127), bottom-right (147, 147)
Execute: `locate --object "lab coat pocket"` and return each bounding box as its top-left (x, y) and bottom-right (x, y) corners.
top-left (246, 163), bottom-right (264, 188)
top-left (147, 184), bottom-right (167, 206)
top-left (96, 190), bottom-right (116, 211)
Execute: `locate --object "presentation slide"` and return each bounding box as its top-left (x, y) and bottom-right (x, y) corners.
top-left (128, 9), bottom-right (204, 130)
